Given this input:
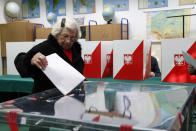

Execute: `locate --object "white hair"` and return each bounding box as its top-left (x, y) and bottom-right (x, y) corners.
top-left (51, 17), bottom-right (81, 40)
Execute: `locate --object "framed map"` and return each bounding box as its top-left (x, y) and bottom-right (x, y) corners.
top-left (147, 9), bottom-right (191, 41)
top-left (179, 0), bottom-right (196, 5)
top-left (22, 0), bottom-right (40, 19)
top-left (139, 0), bottom-right (168, 9)
top-left (103, 0), bottom-right (129, 11)
top-left (74, 17), bottom-right (85, 26)
top-left (73, 0), bottom-right (96, 15)
top-left (45, 0), bottom-right (66, 16)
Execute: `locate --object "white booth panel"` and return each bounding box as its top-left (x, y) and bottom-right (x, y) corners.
top-left (6, 42), bottom-right (35, 75)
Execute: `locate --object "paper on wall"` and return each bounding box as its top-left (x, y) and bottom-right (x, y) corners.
top-left (182, 51), bottom-right (196, 68)
top-left (42, 53), bottom-right (85, 95)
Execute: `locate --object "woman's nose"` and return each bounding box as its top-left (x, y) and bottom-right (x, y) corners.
top-left (65, 37), bottom-right (71, 42)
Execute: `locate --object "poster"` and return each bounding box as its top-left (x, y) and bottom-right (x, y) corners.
top-left (103, 0), bottom-right (129, 11)
top-left (73, 0), bottom-right (96, 15)
top-left (22, 0), bottom-right (40, 19)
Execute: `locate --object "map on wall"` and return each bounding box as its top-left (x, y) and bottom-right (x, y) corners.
top-left (74, 17), bottom-right (85, 26)
top-left (139, 0), bottom-right (168, 9)
top-left (73, 0), bottom-right (96, 15)
top-left (179, 0), bottom-right (196, 5)
top-left (103, 0), bottom-right (129, 11)
top-left (45, 0), bottom-right (66, 16)
top-left (147, 9), bottom-right (190, 41)
top-left (22, 0), bottom-right (40, 19)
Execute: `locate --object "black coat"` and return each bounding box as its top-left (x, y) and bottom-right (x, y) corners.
top-left (151, 56), bottom-right (161, 77)
top-left (14, 34), bottom-right (84, 93)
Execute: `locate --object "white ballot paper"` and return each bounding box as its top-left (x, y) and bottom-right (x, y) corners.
top-left (182, 51), bottom-right (196, 68)
top-left (42, 53), bottom-right (85, 95)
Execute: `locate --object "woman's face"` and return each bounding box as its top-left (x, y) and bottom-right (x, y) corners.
top-left (56, 28), bottom-right (77, 50)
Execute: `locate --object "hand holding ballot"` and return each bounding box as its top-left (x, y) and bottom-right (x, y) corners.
top-left (31, 52), bottom-right (48, 70)
top-left (43, 53), bottom-right (85, 95)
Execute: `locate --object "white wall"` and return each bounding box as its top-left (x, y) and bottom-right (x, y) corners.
top-left (1, 0), bottom-right (196, 39)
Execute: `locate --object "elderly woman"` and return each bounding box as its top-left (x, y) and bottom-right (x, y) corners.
top-left (14, 17), bottom-right (84, 93)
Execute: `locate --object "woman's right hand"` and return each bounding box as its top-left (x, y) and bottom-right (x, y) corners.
top-left (31, 52), bottom-right (48, 70)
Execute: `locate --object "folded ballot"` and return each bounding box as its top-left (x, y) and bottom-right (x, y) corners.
top-left (182, 51), bottom-right (196, 68)
top-left (42, 53), bottom-right (85, 95)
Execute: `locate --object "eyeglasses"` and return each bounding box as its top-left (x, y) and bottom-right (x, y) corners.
top-left (60, 34), bottom-right (77, 41)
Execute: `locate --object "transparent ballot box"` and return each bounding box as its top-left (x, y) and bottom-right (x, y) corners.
top-left (0, 81), bottom-right (195, 131)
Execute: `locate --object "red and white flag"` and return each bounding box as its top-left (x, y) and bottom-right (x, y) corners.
top-left (113, 40), bottom-right (151, 80)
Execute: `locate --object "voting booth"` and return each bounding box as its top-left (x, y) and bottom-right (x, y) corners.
top-left (0, 21), bottom-right (39, 57)
top-left (113, 40), bottom-right (151, 80)
top-left (6, 42), bottom-right (36, 75)
top-left (81, 41), bottom-right (113, 78)
top-left (35, 27), bottom-right (52, 39)
top-left (86, 24), bottom-right (128, 41)
top-left (0, 21), bottom-right (43, 74)
top-left (162, 38), bottom-right (196, 83)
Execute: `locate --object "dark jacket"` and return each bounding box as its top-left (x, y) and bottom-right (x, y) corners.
top-left (14, 34), bottom-right (84, 93)
top-left (151, 56), bottom-right (161, 77)
top-left (191, 70), bottom-right (196, 75)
